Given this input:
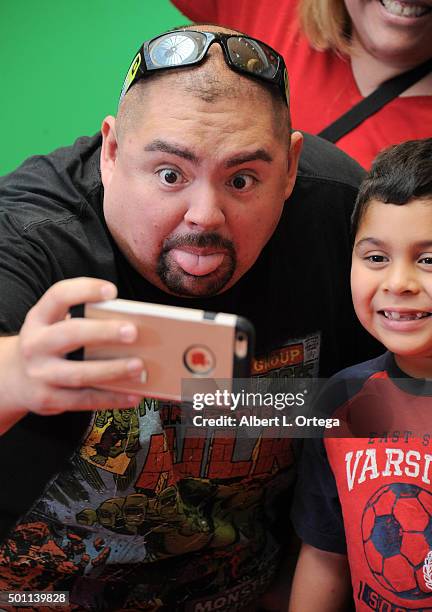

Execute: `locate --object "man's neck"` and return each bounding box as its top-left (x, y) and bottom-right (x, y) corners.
top-left (350, 38), bottom-right (432, 97)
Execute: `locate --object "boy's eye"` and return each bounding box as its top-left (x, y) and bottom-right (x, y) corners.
top-left (158, 168), bottom-right (183, 185)
top-left (419, 256), bottom-right (432, 265)
top-left (229, 174), bottom-right (256, 191)
top-left (365, 255), bottom-right (387, 263)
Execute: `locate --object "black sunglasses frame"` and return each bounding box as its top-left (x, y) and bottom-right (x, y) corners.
top-left (120, 30), bottom-right (289, 105)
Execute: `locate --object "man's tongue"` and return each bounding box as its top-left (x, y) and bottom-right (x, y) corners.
top-left (171, 248), bottom-right (224, 276)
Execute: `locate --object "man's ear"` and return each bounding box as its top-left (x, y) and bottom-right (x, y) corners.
top-left (100, 115), bottom-right (118, 189)
top-left (284, 131), bottom-right (303, 200)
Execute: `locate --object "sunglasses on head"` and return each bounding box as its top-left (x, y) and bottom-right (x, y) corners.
top-left (120, 29), bottom-right (289, 105)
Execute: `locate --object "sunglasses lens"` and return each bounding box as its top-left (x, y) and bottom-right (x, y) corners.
top-left (227, 37), bottom-right (279, 79)
top-left (149, 32), bottom-right (207, 68)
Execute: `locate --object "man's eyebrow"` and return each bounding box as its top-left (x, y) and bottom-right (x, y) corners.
top-left (142, 141), bottom-right (273, 167)
top-left (225, 149), bottom-right (273, 168)
top-left (144, 140), bottom-right (198, 163)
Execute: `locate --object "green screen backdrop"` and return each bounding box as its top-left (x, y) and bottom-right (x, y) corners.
top-left (1, 1), bottom-right (190, 176)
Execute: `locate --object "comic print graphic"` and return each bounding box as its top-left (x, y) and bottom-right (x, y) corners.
top-left (252, 333), bottom-right (320, 379)
top-left (80, 407), bottom-right (141, 475)
top-left (0, 336), bottom-right (317, 611)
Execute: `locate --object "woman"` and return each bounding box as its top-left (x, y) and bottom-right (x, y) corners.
top-left (171, 0), bottom-right (432, 168)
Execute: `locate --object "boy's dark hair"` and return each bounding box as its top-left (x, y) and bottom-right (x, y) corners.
top-left (352, 138), bottom-right (432, 237)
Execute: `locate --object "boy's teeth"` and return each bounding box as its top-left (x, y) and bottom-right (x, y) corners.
top-left (383, 310), bottom-right (430, 320)
top-left (385, 311), bottom-right (400, 319)
top-left (380, 0), bottom-right (431, 17)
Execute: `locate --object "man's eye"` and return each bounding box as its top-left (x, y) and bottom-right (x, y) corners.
top-left (229, 174), bottom-right (256, 191)
top-left (158, 168), bottom-right (182, 185)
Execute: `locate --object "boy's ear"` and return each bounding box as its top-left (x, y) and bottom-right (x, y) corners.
top-left (100, 115), bottom-right (118, 189)
top-left (284, 131), bottom-right (303, 200)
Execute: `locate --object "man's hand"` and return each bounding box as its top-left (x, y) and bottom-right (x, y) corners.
top-left (0, 278), bottom-right (144, 433)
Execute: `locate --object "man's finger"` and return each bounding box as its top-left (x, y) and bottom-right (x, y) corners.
top-left (31, 355), bottom-right (145, 388)
top-left (25, 277), bottom-right (117, 326)
top-left (21, 317), bottom-right (138, 358)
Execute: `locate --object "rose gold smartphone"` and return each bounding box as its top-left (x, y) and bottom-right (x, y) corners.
top-left (69, 299), bottom-right (254, 402)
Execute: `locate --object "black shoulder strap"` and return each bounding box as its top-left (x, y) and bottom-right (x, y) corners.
top-left (318, 57), bottom-right (432, 143)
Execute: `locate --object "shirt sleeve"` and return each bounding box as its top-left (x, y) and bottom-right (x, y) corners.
top-left (0, 142), bottom-right (106, 334)
top-left (291, 435), bottom-right (346, 554)
top-left (290, 376), bottom-right (349, 554)
top-left (0, 214), bottom-right (56, 333)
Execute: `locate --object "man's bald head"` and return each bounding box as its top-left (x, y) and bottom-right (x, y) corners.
top-left (115, 25), bottom-right (291, 145)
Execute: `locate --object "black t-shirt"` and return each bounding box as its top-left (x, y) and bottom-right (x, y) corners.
top-left (0, 132), bottom-right (381, 610)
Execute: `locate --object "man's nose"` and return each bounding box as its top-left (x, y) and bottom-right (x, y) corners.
top-left (183, 184), bottom-right (226, 231)
top-left (382, 262), bottom-right (420, 295)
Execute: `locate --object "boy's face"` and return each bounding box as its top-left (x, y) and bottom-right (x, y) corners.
top-left (352, 198), bottom-right (432, 373)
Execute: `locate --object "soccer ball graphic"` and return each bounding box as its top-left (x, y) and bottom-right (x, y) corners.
top-left (362, 483), bottom-right (432, 600)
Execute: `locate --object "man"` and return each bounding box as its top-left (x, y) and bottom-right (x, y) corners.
top-left (0, 25), bottom-right (378, 611)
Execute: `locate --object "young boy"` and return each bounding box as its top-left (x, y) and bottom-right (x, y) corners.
top-left (290, 138), bottom-right (432, 612)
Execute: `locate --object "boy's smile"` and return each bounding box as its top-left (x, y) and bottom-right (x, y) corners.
top-left (378, 308), bottom-right (432, 330)
top-left (381, 310), bottom-right (431, 320)
top-left (351, 198), bottom-right (432, 377)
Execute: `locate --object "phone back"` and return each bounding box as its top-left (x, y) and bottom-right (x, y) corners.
top-left (81, 299), bottom-right (254, 402)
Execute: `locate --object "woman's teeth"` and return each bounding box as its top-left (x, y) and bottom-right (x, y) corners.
top-left (380, 0), bottom-right (431, 17)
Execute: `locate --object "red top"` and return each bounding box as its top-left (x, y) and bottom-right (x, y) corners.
top-left (171, 0), bottom-right (432, 169)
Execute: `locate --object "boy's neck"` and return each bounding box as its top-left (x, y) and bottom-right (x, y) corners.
top-left (350, 37), bottom-right (432, 97)
top-left (394, 354), bottom-right (432, 380)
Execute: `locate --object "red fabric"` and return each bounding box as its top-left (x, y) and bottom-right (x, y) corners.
top-left (171, 0), bottom-right (432, 169)
top-left (325, 373), bottom-right (432, 609)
